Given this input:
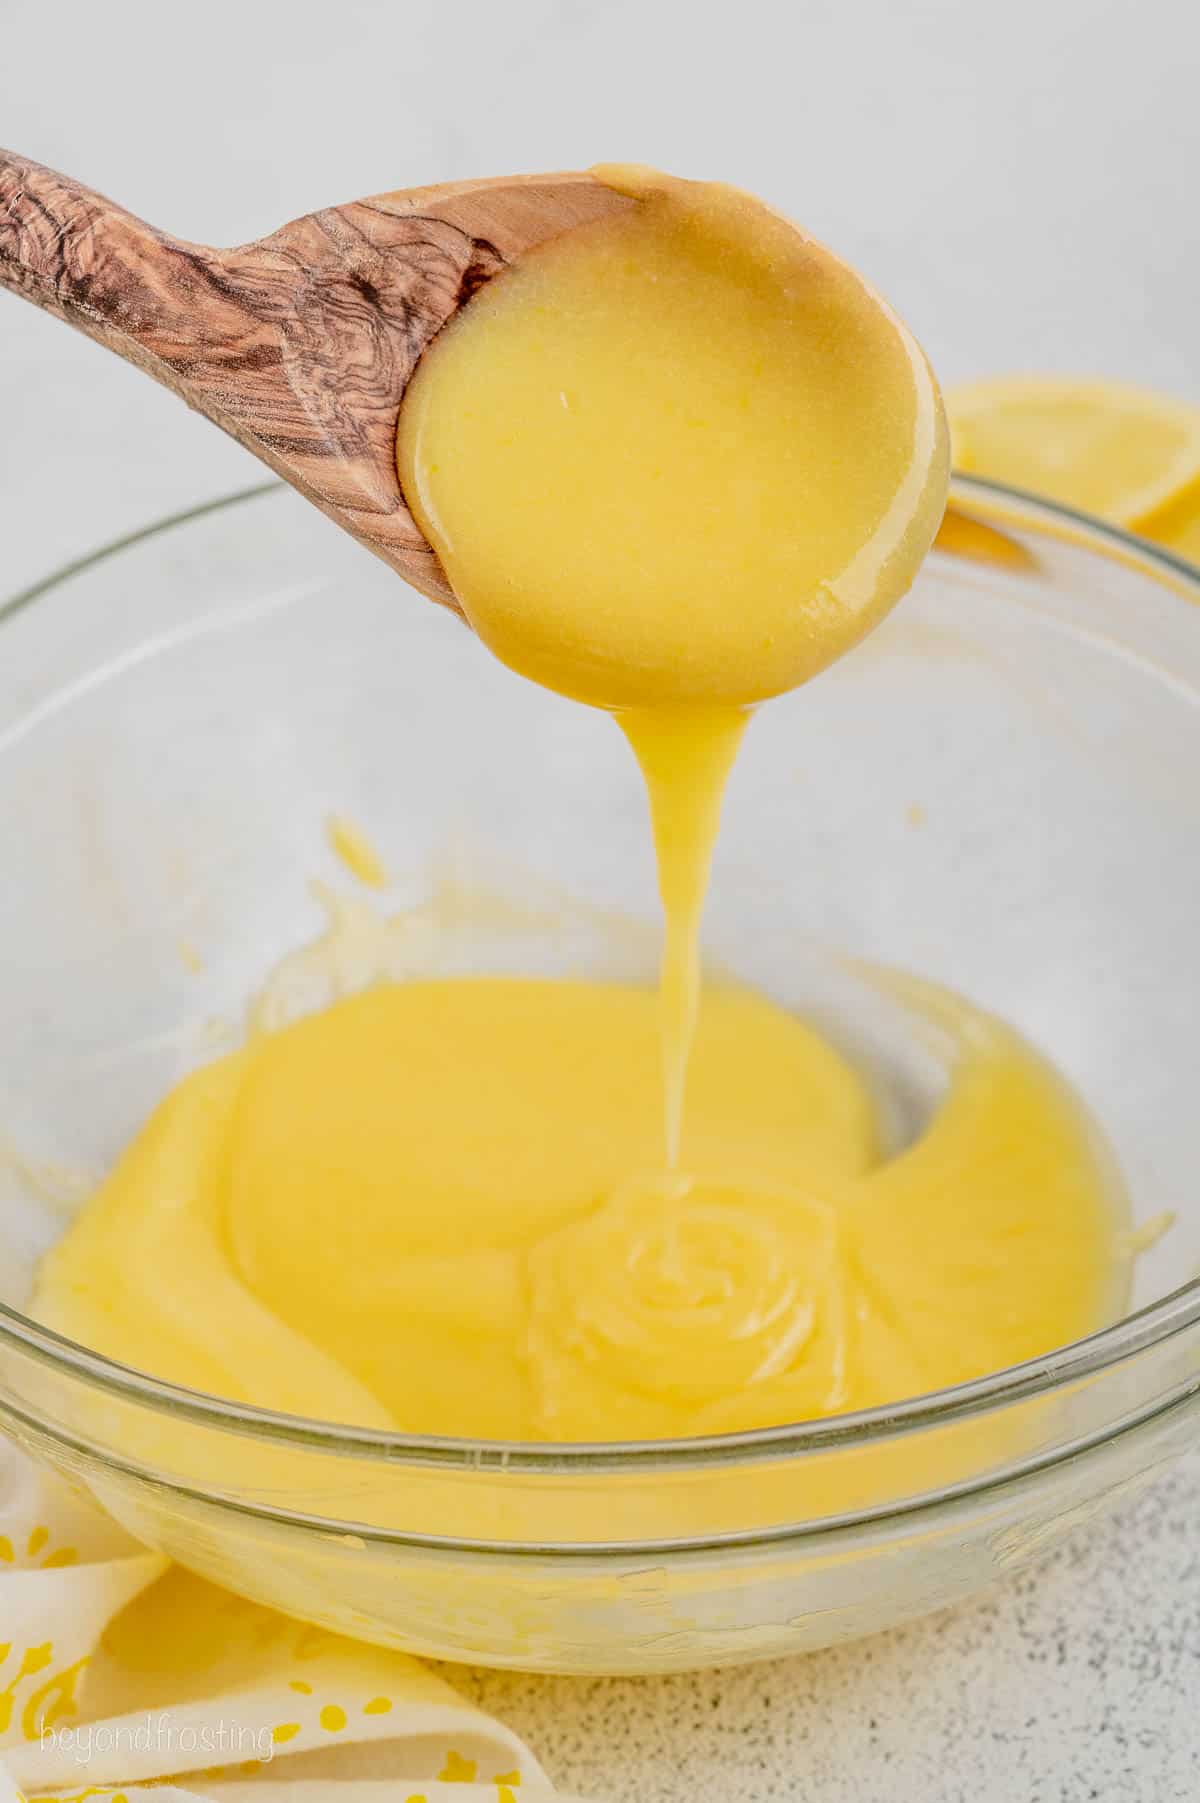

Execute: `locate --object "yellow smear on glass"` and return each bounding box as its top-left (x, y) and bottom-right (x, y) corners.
top-left (327, 814), bottom-right (388, 889)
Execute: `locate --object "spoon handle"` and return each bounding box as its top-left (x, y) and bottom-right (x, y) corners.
top-left (0, 149), bottom-right (194, 382)
top-left (0, 148), bottom-right (487, 591)
top-left (0, 151), bottom-right (625, 599)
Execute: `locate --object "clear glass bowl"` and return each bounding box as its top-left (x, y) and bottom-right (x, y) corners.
top-left (1, 478), bottom-right (1199, 1675)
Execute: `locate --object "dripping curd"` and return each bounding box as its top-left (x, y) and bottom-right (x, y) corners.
top-left (33, 167), bottom-right (1130, 1446)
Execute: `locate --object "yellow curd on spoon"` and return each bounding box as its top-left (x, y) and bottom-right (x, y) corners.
top-left (399, 167), bottom-right (947, 711)
top-left (32, 168), bottom-right (1130, 1448)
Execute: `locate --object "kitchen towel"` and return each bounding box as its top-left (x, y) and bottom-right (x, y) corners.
top-left (0, 1439), bottom-right (593, 1803)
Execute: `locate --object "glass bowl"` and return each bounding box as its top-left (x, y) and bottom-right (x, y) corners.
top-left (1, 478), bottom-right (1199, 1676)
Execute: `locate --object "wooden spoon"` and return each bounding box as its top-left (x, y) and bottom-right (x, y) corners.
top-left (0, 150), bottom-right (631, 608)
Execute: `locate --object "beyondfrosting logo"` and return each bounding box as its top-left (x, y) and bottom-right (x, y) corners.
top-left (40, 1711), bottom-right (276, 1767)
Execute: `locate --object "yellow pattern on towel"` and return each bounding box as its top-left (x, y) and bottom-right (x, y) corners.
top-left (0, 1442), bottom-right (578, 1802)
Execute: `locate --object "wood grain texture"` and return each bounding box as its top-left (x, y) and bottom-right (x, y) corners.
top-left (0, 151), bottom-right (632, 605)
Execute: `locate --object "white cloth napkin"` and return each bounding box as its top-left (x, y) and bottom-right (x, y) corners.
top-left (0, 1439), bottom-right (593, 1803)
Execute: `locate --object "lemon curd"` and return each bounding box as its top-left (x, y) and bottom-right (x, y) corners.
top-left (33, 168), bottom-right (1129, 1444)
top-left (36, 967), bottom-right (1125, 1441)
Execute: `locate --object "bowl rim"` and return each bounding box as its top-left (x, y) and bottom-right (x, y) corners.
top-left (1, 472), bottom-right (1199, 1484)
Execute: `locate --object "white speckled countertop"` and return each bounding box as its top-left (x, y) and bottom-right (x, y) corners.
top-left (459, 1457), bottom-right (1200, 1799)
top-left (3, 1), bottom-right (1198, 1796)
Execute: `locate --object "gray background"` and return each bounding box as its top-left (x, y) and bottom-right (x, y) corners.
top-left (2, 1), bottom-right (1199, 1796)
